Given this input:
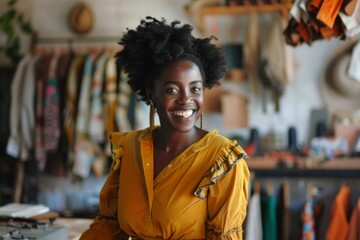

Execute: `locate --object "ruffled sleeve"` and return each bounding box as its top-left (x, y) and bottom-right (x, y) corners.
top-left (80, 132), bottom-right (128, 240)
top-left (195, 140), bottom-right (250, 240)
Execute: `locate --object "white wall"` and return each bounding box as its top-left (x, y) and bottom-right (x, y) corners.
top-left (30, 0), bottom-right (191, 38)
top-left (1, 0), bottom-right (345, 146)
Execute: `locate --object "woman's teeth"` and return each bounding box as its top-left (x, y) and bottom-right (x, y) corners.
top-left (172, 110), bottom-right (193, 118)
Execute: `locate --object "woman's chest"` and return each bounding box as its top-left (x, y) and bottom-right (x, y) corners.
top-left (118, 159), bottom-right (208, 238)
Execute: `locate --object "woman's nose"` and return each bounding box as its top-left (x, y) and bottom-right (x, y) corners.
top-left (178, 91), bottom-right (193, 104)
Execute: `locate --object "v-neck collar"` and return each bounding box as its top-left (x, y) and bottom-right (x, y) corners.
top-left (138, 128), bottom-right (218, 211)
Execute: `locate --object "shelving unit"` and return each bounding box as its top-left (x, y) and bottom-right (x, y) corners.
top-left (246, 156), bottom-right (360, 240)
top-left (187, 3), bottom-right (360, 178)
top-left (193, 3), bottom-right (293, 35)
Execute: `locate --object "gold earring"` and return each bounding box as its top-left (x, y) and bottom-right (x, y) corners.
top-left (149, 101), bottom-right (155, 130)
top-left (200, 113), bottom-right (203, 130)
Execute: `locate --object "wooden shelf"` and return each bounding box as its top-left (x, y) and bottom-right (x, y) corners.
top-left (198, 3), bottom-right (292, 15)
top-left (247, 157), bottom-right (360, 169)
top-left (246, 157), bottom-right (360, 177)
top-left (195, 3), bottom-right (293, 35)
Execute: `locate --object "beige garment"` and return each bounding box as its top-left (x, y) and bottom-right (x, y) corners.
top-left (348, 40), bottom-right (360, 81)
top-left (20, 55), bottom-right (41, 160)
top-left (244, 12), bottom-right (261, 95)
top-left (6, 54), bottom-right (32, 158)
top-left (262, 15), bottom-right (295, 87)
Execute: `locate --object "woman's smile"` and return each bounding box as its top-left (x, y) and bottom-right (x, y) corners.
top-left (171, 109), bottom-right (195, 118)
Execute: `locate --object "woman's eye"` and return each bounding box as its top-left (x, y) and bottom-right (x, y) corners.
top-left (166, 88), bottom-right (178, 94)
top-left (192, 87), bottom-right (202, 93)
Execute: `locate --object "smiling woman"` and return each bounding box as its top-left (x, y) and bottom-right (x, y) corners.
top-left (80, 16), bottom-right (250, 240)
top-left (152, 60), bottom-right (203, 135)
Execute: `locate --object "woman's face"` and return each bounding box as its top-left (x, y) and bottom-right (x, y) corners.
top-left (151, 59), bottom-right (204, 133)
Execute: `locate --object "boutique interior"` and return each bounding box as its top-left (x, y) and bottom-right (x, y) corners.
top-left (0, 0), bottom-right (359, 239)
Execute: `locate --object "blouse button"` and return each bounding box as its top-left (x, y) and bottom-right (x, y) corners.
top-left (146, 163), bottom-right (151, 167)
top-left (168, 164), bottom-right (173, 168)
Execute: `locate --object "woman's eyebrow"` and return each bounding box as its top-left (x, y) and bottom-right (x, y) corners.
top-left (162, 80), bottom-right (202, 87)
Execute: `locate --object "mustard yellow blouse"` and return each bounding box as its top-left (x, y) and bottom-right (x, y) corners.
top-left (80, 128), bottom-right (250, 240)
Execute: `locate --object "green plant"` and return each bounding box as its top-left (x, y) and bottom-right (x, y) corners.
top-left (0, 0), bottom-right (33, 64)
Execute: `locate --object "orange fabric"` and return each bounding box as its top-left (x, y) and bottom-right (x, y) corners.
top-left (307, 0), bottom-right (323, 12)
top-left (296, 22), bottom-right (311, 42)
top-left (332, 18), bottom-right (343, 37)
top-left (309, 18), bottom-right (320, 33)
top-left (317, 0), bottom-right (345, 28)
top-left (326, 185), bottom-right (351, 240)
top-left (319, 26), bottom-right (335, 39)
top-left (319, 18), bottom-right (343, 39)
top-left (80, 128), bottom-right (250, 239)
top-left (347, 198), bottom-right (360, 240)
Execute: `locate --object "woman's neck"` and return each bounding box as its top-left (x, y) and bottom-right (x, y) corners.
top-left (153, 127), bottom-right (205, 154)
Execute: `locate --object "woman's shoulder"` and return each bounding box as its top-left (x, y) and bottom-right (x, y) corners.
top-left (110, 128), bottom-right (151, 143)
top-left (204, 130), bottom-right (247, 155)
top-left (196, 130), bottom-right (249, 170)
top-left (195, 131), bottom-right (250, 199)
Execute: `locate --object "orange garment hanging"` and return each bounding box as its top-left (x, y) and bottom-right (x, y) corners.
top-left (347, 198), bottom-right (360, 240)
top-left (326, 184), bottom-right (351, 240)
top-left (317, 0), bottom-right (345, 28)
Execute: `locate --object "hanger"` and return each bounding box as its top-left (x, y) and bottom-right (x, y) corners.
top-left (266, 180), bottom-right (273, 196)
top-left (306, 181), bottom-right (314, 200)
top-left (254, 179), bottom-right (262, 194)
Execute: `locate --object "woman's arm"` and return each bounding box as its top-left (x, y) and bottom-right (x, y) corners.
top-left (80, 133), bottom-right (128, 239)
top-left (206, 153), bottom-right (250, 240)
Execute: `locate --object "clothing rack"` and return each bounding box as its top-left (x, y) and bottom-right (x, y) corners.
top-left (35, 36), bottom-right (120, 44)
top-left (32, 36), bottom-right (122, 52)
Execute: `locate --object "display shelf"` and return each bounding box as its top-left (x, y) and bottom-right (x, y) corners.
top-left (251, 169), bottom-right (360, 178)
top-left (194, 3), bottom-right (293, 35)
top-left (198, 3), bottom-right (292, 15)
top-left (247, 157), bottom-right (360, 178)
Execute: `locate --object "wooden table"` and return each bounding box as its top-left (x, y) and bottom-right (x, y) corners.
top-left (54, 218), bottom-right (92, 240)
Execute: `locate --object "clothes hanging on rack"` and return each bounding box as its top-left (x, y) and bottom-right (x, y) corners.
top-left (45, 51), bottom-right (73, 176)
top-left (6, 54), bottom-right (32, 160)
top-left (245, 180), bottom-right (359, 240)
top-left (5, 43), bottom-right (144, 178)
top-left (283, 0), bottom-right (360, 45)
top-left (277, 181), bottom-right (291, 240)
top-left (246, 186), bottom-right (263, 240)
top-left (35, 53), bottom-right (52, 170)
top-left (301, 199), bottom-right (316, 240)
top-left (20, 55), bottom-right (42, 161)
top-left (103, 56), bottom-right (120, 156)
top-left (73, 52), bottom-right (100, 178)
top-left (64, 54), bottom-right (86, 173)
top-left (326, 184), bottom-right (351, 240)
top-left (89, 52), bottom-right (110, 143)
top-left (262, 182), bottom-right (277, 240)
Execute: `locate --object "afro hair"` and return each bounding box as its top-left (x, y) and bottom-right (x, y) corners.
top-left (116, 16), bottom-right (227, 105)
